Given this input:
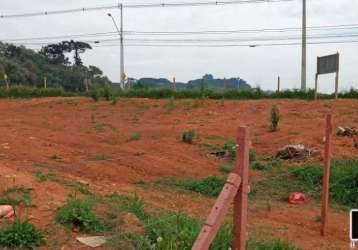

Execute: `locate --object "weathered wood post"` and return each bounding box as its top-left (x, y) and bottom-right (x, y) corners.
top-left (173, 77), bottom-right (176, 90)
top-left (277, 76), bottom-right (281, 93)
top-left (233, 127), bottom-right (250, 250)
top-left (335, 52), bottom-right (340, 99)
top-left (321, 114), bottom-right (333, 236)
top-left (43, 76), bottom-right (47, 89)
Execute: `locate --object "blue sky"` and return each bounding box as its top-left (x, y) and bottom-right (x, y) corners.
top-left (1, 0), bottom-right (358, 92)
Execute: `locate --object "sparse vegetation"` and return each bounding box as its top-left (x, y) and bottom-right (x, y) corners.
top-left (0, 220), bottom-right (45, 249)
top-left (0, 186), bottom-right (32, 207)
top-left (128, 132), bottom-right (142, 142)
top-left (164, 97), bottom-right (175, 113)
top-left (56, 198), bottom-right (104, 232)
top-left (292, 159), bottom-right (358, 207)
top-left (182, 130), bottom-right (195, 144)
top-left (172, 176), bottom-right (226, 197)
top-left (270, 105), bottom-right (280, 131)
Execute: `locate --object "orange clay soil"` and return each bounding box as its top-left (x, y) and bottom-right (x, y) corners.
top-left (0, 97), bottom-right (357, 249)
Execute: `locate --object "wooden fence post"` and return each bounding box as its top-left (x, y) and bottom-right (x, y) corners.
top-left (277, 76), bottom-right (280, 93)
top-left (43, 77), bottom-right (47, 89)
top-left (233, 127), bottom-right (250, 250)
top-left (321, 114), bottom-right (333, 236)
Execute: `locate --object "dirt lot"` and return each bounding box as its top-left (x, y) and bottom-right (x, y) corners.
top-left (0, 97), bottom-right (357, 249)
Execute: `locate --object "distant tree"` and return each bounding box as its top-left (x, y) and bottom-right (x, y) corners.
top-left (66, 40), bottom-right (92, 66)
top-left (88, 65), bottom-right (103, 77)
top-left (40, 43), bottom-right (69, 65)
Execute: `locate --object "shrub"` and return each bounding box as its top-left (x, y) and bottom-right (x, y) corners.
top-left (0, 220), bottom-right (45, 249)
top-left (56, 199), bottom-right (104, 232)
top-left (89, 88), bottom-right (99, 101)
top-left (252, 161), bottom-right (266, 171)
top-left (182, 130), bottom-right (195, 144)
top-left (249, 149), bottom-right (256, 162)
top-left (270, 105), bottom-right (280, 131)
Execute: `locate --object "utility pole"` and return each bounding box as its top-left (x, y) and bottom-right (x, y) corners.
top-left (301, 0), bottom-right (307, 91)
top-left (120, 4), bottom-right (125, 88)
top-left (277, 76), bottom-right (280, 93)
top-left (108, 7), bottom-right (125, 88)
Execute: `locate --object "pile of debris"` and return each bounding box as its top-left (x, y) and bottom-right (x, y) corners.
top-left (337, 127), bottom-right (358, 137)
top-left (276, 144), bottom-right (320, 160)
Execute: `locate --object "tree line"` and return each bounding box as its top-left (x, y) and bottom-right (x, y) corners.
top-left (0, 41), bottom-right (111, 91)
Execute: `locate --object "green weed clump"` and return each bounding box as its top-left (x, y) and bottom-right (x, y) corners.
top-left (128, 132), bottom-right (141, 142)
top-left (270, 105), bottom-right (280, 131)
top-left (134, 214), bottom-right (232, 250)
top-left (56, 198), bottom-right (104, 232)
top-left (182, 130), bottom-right (195, 144)
top-left (176, 176), bottom-right (226, 197)
top-left (292, 159), bottom-right (358, 207)
top-left (0, 220), bottom-right (45, 249)
top-left (0, 186), bottom-right (32, 206)
top-left (247, 239), bottom-right (301, 250)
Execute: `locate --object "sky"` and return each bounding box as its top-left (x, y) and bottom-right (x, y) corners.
top-left (1, 0), bottom-right (358, 92)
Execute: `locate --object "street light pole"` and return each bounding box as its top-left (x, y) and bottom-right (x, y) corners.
top-left (301, 0), bottom-right (307, 91)
top-left (108, 7), bottom-right (125, 88)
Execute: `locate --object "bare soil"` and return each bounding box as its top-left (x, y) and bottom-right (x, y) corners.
top-left (0, 97), bottom-right (357, 249)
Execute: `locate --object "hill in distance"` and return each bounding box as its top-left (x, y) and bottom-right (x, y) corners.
top-left (136, 74), bottom-right (251, 90)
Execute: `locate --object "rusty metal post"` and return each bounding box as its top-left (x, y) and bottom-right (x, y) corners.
top-left (233, 127), bottom-right (250, 250)
top-left (321, 114), bottom-right (333, 236)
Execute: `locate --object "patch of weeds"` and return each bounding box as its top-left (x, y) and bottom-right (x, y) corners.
top-left (133, 213), bottom-right (232, 250)
top-left (222, 140), bottom-right (237, 158)
top-left (88, 154), bottom-right (110, 161)
top-left (128, 132), bottom-right (141, 142)
top-left (182, 130), bottom-right (195, 144)
top-left (111, 95), bottom-right (119, 105)
top-left (251, 161), bottom-right (266, 171)
top-left (56, 198), bottom-right (104, 232)
top-left (219, 162), bottom-right (234, 173)
top-left (292, 159), bottom-right (358, 207)
top-left (172, 176), bottom-right (226, 197)
top-left (49, 154), bottom-right (62, 161)
top-left (63, 180), bottom-right (91, 195)
top-left (249, 149), bottom-right (256, 162)
top-left (105, 193), bottom-right (149, 221)
top-left (164, 98), bottom-right (175, 113)
top-left (33, 170), bottom-right (90, 194)
top-left (0, 186), bottom-right (32, 206)
top-left (0, 220), bottom-right (45, 249)
top-left (35, 171), bottom-right (60, 182)
top-left (247, 239), bottom-right (301, 250)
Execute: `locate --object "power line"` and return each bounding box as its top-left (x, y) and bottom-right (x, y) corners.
top-left (2, 23), bottom-right (358, 43)
top-left (91, 39), bottom-right (358, 47)
top-left (0, 0), bottom-right (295, 19)
top-left (8, 32), bottom-right (358, 46)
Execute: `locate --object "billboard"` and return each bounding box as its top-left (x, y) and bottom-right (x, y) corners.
top-left (317, 53), bottom-right (339, 75)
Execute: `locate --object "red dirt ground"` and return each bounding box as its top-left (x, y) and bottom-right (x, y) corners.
top-left (0, 97), bottom-right (357, 249)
